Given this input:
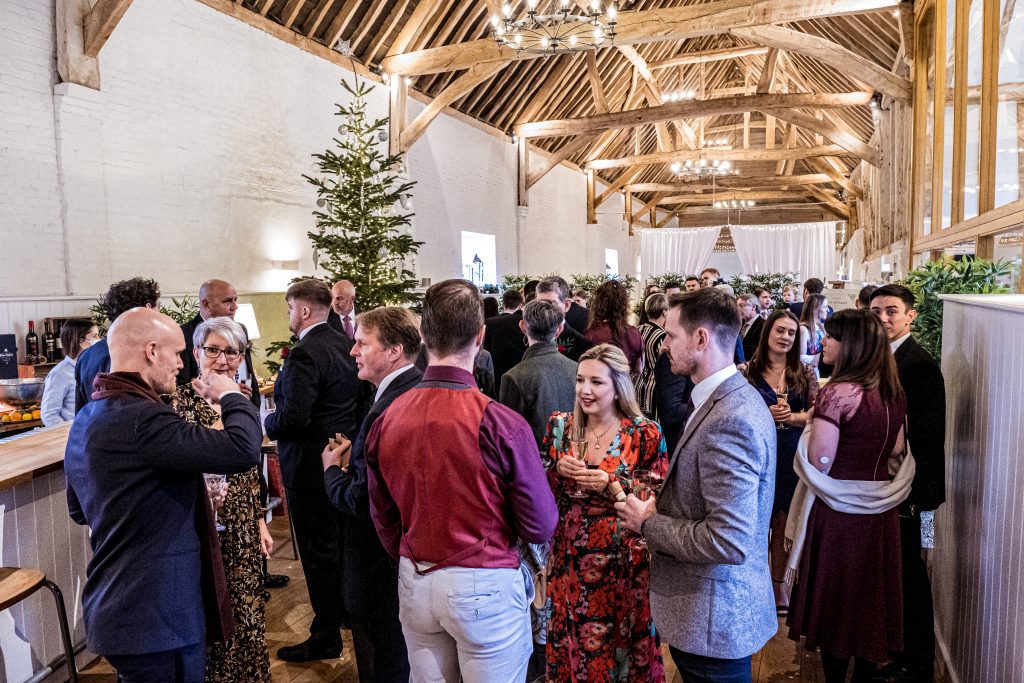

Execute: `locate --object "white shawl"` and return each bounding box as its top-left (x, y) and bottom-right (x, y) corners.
top-left (784, 425), bottom-right (915, 585)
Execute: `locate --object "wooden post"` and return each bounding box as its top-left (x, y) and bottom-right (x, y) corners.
top-left (978, 0), bottom-right (999, 214)
top-left (388, 77), bottom-right (407, 157)
top-left (975, 235), bottom-right (995, 259)
top-left (586, 169), bottom-right (596, 224)
top-left (517, 136), bottom-right (529, 208)
top-left (625, 191), bottom-right (634, 236)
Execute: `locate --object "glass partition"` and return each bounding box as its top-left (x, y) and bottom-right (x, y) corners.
top-left (995, 0), bottom-right (1023, 208)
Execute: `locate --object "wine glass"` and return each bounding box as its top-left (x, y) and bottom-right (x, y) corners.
top-left (775, 390), bottom-right (790, 431)
top-left (204, 473), bottom-right (228, 531)
top-left (567, 429), bottom-right (589, 499)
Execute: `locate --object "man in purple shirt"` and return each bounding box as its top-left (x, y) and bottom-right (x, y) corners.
top-left (366, 279), bottom-right (558, 682)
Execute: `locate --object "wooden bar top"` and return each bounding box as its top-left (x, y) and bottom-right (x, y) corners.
top-left (0, 423), bottom-right (71, 490)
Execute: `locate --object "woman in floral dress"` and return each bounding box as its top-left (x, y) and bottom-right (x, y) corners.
top-left (543, 343), bottom-right (668, 682)
top-left (168, 316), bottom-right (272, 683)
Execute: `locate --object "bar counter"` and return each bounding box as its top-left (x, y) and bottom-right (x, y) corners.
top-left (0, 422), bottom-right (90, 680)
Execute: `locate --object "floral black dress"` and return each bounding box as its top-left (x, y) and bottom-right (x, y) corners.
top-left (169, 385), bottom-right (270, 683)
top-left (543, 413), bottom-right (668, 682)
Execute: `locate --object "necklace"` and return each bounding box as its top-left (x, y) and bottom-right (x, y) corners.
top-left (589, 419), bottom-right (618, 453)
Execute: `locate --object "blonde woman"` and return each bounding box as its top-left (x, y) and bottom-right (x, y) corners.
top-left (542, 344), bottom-right (668, 682)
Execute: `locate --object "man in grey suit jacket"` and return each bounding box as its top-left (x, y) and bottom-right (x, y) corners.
top-left (499, 299), bottom-right (578, 450)
top-left (617, 287), bottom-right (777, 682)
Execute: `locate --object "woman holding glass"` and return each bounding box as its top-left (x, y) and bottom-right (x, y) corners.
top-left (743, 310), bottom-right (818, 615)
top-left (168, 317), bottom-right (272, 682)
top-left (542, 344), bottom-right (668, 682)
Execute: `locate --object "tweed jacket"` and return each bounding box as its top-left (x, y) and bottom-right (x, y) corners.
top-left (498, 341), bottom-right (578, 450)
top-left (643, 371), bottom-right (778, 659)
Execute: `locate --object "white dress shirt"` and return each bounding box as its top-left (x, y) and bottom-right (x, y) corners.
top-left (685, 364), bottom-right (738, 428)
top-left (890, 331), bottom-right (912, 353)
top-left (374, 363), bottom-right (416, 402)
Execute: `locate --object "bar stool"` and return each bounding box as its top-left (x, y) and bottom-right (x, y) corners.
top-left (0, 567), bottom-right (79, 682)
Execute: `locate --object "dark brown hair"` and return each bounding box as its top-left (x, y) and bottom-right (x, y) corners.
top-left (799, 293), bottom-right (828, 329)
top-left (824, 309), bottom-right (904, 403)
top-left (587, 279), bottom-right (631, 347)
top-left (420, 279), bottom-right (483, 356)
top-left (501, 289), bottom-right (523, 310)
top-left (482, 296), bottom-right (499, 319)
top-left (60, 319), bottom-right (96, 361)
top-left (869, 283), bottom-right (916, 311)
top-left (745, 310), bottom-right (808, 397)
top-left (356, 307), bottom-right (421, 359)
top-left (286, 279), bottom-right (332, 311)
top-left (102, 277), bottom-right (161, 321)
top-left (667, 287), bottom-right (741, 352)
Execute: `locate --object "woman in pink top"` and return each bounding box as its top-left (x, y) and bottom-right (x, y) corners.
top-left (585, 280), bottom-right (644, 376)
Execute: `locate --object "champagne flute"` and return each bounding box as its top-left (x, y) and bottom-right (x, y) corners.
top-left (204, 473), bottom-right (228, 531)
top-left (775, 389), bottom-right (790, 431)
top-left (568, 426), bottom-right (590, 499)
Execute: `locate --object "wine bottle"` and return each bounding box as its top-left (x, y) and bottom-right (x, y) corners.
top-left (25, 321), bottom-right (39, 362)
top-left (42, 322), bottom-right (56, 363)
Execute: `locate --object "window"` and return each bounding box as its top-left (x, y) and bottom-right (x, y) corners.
top-left (605, 248), bottom-right (619, 278)
top-left (995, 0), bottom-right (1023, 208)
top-left (964, 0), bottom-right (984, 220)
top-left (461, 231), bottom-right (497, 287)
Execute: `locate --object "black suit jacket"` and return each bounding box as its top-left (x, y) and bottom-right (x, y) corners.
top-left (327, 309), bottom-right (356, 338)
top-left (741, 316), bottom-right (765, 362)
top-left (177, 314), bottom-right (260, 408)
top-left (565, 302), bottom-right (589, 334)
top-left (264, 324), bottom-right (361, 489)
top-left (654, 351), bottom-right (695, 456)
top-left (484, 311), bottom-right (526, 389)
top-left (895, 336), bottom-right (946, 512)
top-left (74, 337), bottom-right (111, 412)
top-left (324, 366), bottom-right (423, 519)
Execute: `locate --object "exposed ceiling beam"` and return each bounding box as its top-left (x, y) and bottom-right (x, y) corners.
top-left (650, 45), bottom-right (769, 69)
top-left (806, 185), bottom-right (851, 217)
top-left (660, 190), bottom-right (813, 205)
top-left (626, 174), bottom-right (834, 192)
top-left (514, 92), bottom-right (872, 138)
top-left (588, 144), bottom-right (854, 170)
top-left (766, 108), bottom-right (880, 165)
top-left (597, 167), bottom-right (645, 206)
top-left (527, 135), bottom-right (595, 188)
top-left (730, 24), bottom-right (911, 100)
top-left (83, 0), bottom-right (134, 58)
top-left (277, 0), bottom-right (305, 29)
top-left (756, 48), bottom-right (780, 94)
top-left (585, 51), bottom-right (610, 113)
top-left (385, 0), bottom-right (441, 57)
top-left (808, 156), bottom-right (864, 199)
top-left (400, 62), bottom-right (506, 151)
top-left (381, 0), bottom-right (901, 76)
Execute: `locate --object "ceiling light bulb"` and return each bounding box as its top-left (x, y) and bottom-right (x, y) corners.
top-left (528, 0), bottom-right (537, 9)
top-left (569, 35), bottom-right (577, 46)
top-left (591, 0), bottom-right (601, 12)
top-left (593, 27), bottom-right (604, 42)
top-left (491, 15), bottom-right (499, 26)
top-left (712, 159), bottom-right (720, 167)
top-left (561, 0), bottom-right (570, 7)
top-left (502, 3), bottom-right (511, 17)
top-left (607, 3), bottom-right (617, 20)
top-left (514, 33), bottom-right (523, 44)
top-left (541, 36), bottom-right (549, 47)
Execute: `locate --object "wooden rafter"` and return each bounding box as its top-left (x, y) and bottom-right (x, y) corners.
top-left (385, 0), bottom-right (440, 57)
top-left (276, 0), bottom-right (304, 29)
top-left (400, 61), bottom-right (506, 151)
top-left (756, 49), bottom-right (780, 94)
top-left (660, 191), bottom-right (813, 205)
top-left (730, 24), bottom-right (910, 100)
top-left (300, 0), bottom-right (333, 36)
top-left (597, 167), bottom-right (645, 206)
top-left (588, 144), bottom-right (854, 170)
top-left (381, 0), bottom-right (901, 76)
top-left (323, 0), bottom-right (363, 50)
top-left (83, 0), bottom-right (134, 58)
top-left (767, 108), bottom-right (880, 165)
top-left (650, 45), bottom-right (769, 69)
top-left (514, 92), bottom-right (872, 138)
top-left (627, 174), bottom-right (834, 192)
top-left (527, 135), bottom-right (595, 188)
top-left (806, 185), bottom-right (851, 217)
top-left (585, 52), bottom-right (610, 113)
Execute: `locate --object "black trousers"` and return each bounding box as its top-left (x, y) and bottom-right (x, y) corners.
top-left (343, 513), bottom-right (410, 682)
top-left (286, 485), bottom-right (348, 636)
top-left (899, 513), bottom-right (936, 681)
top-left (669, 646), bottom-right (752, 683)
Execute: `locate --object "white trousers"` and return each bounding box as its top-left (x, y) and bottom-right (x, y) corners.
top-left (397, 557), bottom-right (532, 683)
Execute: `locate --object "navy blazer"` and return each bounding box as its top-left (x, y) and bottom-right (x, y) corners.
top-left (265, 323), bottom-right (362, 489)
top-left (324, 365), bottom-right (423, 519)
top-left (64, 386), bottom-right (262, 655)
top-left (74, 338), bottom-right (111, 412)
top-left (895, 336), bottom-right (947, 512)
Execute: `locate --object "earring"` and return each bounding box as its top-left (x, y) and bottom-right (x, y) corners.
top-left (614, 395), bottom-right (619, 400)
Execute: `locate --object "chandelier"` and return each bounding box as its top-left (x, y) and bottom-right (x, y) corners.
top-left (714, 199), bottom-right (756, 209)
top-left (491, 0), bottom-right (619, 54)
top-left (670, 159), bottom-right (739, 182)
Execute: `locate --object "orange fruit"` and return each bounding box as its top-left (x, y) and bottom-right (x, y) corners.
top-left (31, 409), bottom-right (41, 420)
top-left (10, 412), bottom-right (22, 421)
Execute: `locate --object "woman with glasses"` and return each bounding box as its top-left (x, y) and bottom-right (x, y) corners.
top-left (168, 317), bottom-right (272, 682)
top-left (41, 319), bottom-right (101, 426)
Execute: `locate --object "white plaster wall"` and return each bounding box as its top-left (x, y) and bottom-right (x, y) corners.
top-left (0, 0), bottom-right (636, 301)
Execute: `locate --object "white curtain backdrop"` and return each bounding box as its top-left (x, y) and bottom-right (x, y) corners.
top-left (730, 222), bottom-right (838, 279)
top-left (639, 226), bottom-right (723, 282)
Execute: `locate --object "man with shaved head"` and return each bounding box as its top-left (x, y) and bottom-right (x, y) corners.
top-left (65, 307), bottom-right (262, 682)
top-left (178, 279), bottom-right (259, 408)
top-left (327, 279), bottom-right (357, 340)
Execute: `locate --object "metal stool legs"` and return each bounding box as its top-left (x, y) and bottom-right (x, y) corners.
top-left (42, 580), bottom-right (79, 683)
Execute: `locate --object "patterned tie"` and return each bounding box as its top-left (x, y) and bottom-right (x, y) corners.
top-left (342, 315), bottom-right (354, 339)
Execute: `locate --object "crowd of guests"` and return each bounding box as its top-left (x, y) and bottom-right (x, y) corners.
top-left (59, 267), bottom-right (945, 683)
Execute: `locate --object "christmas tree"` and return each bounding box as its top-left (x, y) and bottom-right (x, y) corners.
top-left (304, 77), bottom-right (423, 311)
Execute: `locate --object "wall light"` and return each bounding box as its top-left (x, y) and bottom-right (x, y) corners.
top-left (270, 260), bottom-right (300, 271)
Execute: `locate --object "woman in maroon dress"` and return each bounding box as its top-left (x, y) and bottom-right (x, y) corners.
top-left (543, 344), bottom-right (667, 682)
top-left (586, 280), bottom-right (644, 376)
top-left (787, 309), bottom-right (907, 682)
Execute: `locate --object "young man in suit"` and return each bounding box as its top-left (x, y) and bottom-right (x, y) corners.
top-left (870, 284), bottom-right (946, 683)
top-left (65, 308), bottom-right (262, 681)
top-left (265, 279), bottom-right (362, 662)
top-left (75, 277), bottom-right (161, 411)
top-left (322, 306), bottom-right (422, 682)
top-left (616, 288), bottom-right (777, 683)
top-left (737, 294), bottom-right (765, 362)
top-left (178, 279), bottom-right (260, 408)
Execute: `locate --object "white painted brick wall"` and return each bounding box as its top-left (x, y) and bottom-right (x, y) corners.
top-left (1, 0), bottom-right (637, 299)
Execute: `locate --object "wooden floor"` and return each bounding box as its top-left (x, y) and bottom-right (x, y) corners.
top-left (264, 516), bottom-right (823, 682)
